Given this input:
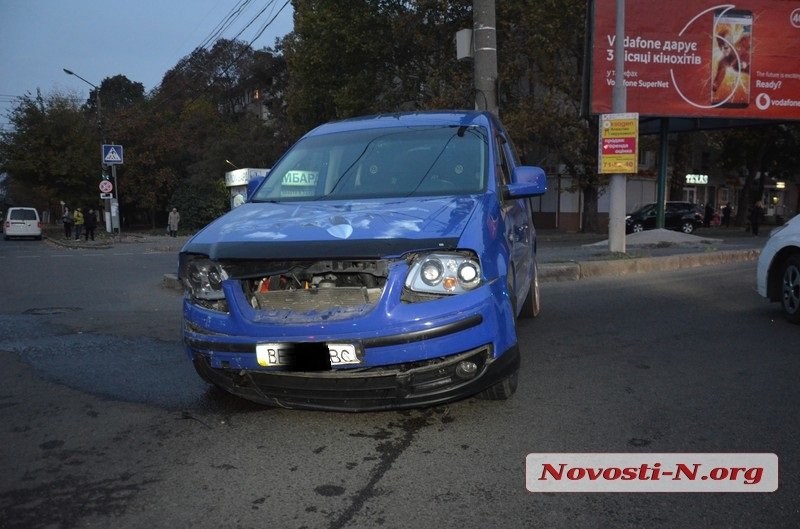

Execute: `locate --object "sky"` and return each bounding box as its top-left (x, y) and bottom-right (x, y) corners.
top-left (0, 0), bottom-right (294, 131)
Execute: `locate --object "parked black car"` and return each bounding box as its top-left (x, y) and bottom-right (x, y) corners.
top-left (626, 201), bottom-right (704, 234)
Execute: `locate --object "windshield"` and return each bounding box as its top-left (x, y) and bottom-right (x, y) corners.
top-left (631, 204), bottom-right (656, 216)
top-left (251, 125), bottom-right (488, 202)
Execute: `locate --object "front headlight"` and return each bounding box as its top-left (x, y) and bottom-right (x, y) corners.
top-left (180, 255), bottom-right (228, 300)
top-left (405, 253), bottom-right (481, 295)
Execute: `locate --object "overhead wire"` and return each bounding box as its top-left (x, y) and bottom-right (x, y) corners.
top-left (196, 0), bottom-right (255, 51)
top-left (150, 0), bottom-right (290, 112)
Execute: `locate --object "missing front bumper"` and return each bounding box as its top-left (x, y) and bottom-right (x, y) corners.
top-left (193, 344), bottom-right (519, 411)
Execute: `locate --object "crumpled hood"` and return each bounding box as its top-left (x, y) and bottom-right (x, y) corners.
top-left (183, 196), bottom-right (482, 260)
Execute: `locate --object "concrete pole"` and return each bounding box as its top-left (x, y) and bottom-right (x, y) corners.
top-left (473, 0), bottom-right (498, 116)
top-left (608, 0), bottom-right (627, 253)
top-left (657, 118), bottom-right (669, 228)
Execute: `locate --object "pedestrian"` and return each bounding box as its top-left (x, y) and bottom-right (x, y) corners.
top-left (73, 207), bottom-right (84, 241)
top-left (84, 208), bottom-right (97, 241)
top-left (750, 200), bottom-right (764, 236)
top-left (168, 207), bottom-right (180, 237)
top-left (704, 203), bottom-right (713, 228)
top-left (722, 202), bottom-right (732, 227)
top-left (62, 207), bottom-right (74, 239)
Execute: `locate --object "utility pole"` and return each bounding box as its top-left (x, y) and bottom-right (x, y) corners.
top-left (608, 0), bottom-right (627, 253)
top-left (473, 0), bottom-right (498, 116)
top-left (64, 68), bottom-right (117, 234)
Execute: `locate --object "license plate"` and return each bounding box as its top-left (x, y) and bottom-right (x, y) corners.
top-left (256, 343), bottom-right (361, 367)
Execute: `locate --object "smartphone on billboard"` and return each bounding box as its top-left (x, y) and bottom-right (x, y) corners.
top-left (711, 8), bottom-right (752, 107)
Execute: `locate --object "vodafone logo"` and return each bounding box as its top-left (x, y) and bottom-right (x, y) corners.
top-left (756, 93), bottom-right (771, 110)
top-left (792, 8), bottom-right (800, 28)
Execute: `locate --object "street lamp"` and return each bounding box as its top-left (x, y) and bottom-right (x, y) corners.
top-left (63, 68), bottom-right (103, 141)
top-left (225, 159), bottom-right (240, 169)
top-left (63, 68), bottom-right (118, 234)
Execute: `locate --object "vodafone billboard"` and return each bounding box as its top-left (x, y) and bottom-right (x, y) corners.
top-left (589, 0), bottom-right (800, 120)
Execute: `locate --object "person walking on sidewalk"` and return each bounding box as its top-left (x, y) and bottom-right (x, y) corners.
top-left (722, 202), bottom-right (732, 227)
top-left (84, 208), bottom-right (97, 241)
top-left (168, 207), bottom-right (180, 237)
top-left (750, 200), bottom-right (764, 236)
top-left (62, 207), bottom-right (74, 239)
top-left (73, 208), bottom-right (84, 241)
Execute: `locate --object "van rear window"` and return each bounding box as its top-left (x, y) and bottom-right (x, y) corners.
top-left (9, 209), bottom-right (38, 220)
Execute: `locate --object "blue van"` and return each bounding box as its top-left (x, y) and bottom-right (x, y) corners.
top-left (179, 111), bottom-right (546, 411)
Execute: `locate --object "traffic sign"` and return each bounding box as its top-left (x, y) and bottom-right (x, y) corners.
top-left (102, 144), bottom-right (124, 165)
top-left (99, 180), bottom-right (113, 193)
top-left (100, 193), bottom-right (113, 199)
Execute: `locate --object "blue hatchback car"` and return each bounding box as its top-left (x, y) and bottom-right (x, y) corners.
top-left (179, 111), bottom-right (547, 411)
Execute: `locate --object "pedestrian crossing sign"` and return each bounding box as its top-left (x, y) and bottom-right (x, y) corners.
top-left (102, 144), bottom-right (124, 165)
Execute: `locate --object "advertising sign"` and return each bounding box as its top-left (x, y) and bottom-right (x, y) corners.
top-left (598, 113), bottom-right (639, 173)
top-left (590, 1), bottom-right (800, 120)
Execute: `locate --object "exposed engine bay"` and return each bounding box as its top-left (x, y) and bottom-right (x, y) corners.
top-left (227, 259), bottom-right (389, 312)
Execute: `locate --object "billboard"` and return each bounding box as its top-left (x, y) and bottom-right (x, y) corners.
top-left (590, 0), bottom-right (800, 120)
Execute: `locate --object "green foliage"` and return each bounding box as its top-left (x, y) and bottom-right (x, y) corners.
top-left (284, 0), bottom-right (473, 135)
top-left (169, 174), bottom-right (229, 229)
top-left (0, 90), bottom-right (98, 210)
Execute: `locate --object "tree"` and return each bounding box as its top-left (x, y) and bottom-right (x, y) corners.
top-left (285, 0), bottom-right (473, 136)
top-left (712, 123), bottom-right (800, 225)
top-left (0, 90), bottom-right (97, 216)
top-left (497, 0), bottom-right (598, 230)
top-left (158, 39), bottom-right (256, 114)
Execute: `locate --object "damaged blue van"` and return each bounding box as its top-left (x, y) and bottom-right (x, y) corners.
top-left (179, 111), bottom-right (546, 411)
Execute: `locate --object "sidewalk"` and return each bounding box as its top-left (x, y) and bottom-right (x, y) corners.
top-left (536, 227), bottom-right (764, 282)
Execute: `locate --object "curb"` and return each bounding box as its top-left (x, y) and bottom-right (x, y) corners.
top-left (44, 235), bottom-right (113, 250)
top-left (539, 249), bottom-right (760, 282)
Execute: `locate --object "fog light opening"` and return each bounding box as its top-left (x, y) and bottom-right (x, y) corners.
top-left (455, 360), bottom-right (478, 380)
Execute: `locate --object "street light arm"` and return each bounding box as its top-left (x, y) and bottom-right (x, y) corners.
top-left (63, 68), bottom-right (99, 89)
top-left (63, 67), bottom-right (104, 142)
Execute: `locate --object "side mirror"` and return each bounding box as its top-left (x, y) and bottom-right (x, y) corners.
top-left (504, 166), bottom-right (547, 199)
top-left (246, 175), bottom-right (266, 201)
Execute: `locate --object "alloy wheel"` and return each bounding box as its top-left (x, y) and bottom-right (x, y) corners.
top-left (782, 257), bottom-right (800, 322)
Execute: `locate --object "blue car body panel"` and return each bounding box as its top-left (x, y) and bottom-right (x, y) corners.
top-left (179, 111), bottom-right (545, 411)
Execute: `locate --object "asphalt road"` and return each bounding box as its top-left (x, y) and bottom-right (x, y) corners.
top-left (0, 237), bottom-right (798, 529)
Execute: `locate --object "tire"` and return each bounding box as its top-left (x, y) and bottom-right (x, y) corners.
top-left (681, 221), bottom-right (694, 234)
top-left (192, 357), bottom-right (218, 386)
top-left (478, 371), bottom-right (518, 400)
top-left (632, 222), bottom-right (644, 233)
top-left (780, 254), bottom-right (800, 324)
top-left (518, 259), bottom-right (541, 319)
